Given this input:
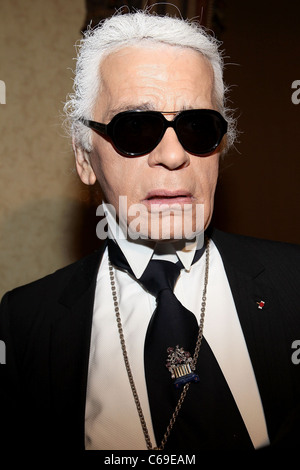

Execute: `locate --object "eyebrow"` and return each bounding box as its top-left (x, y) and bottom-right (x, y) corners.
top-left (106, 102), bottom-right (155, 120)
top-left (105, 103), bottom-right (194, 121)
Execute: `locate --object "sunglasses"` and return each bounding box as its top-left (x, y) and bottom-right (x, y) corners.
top-left (80, 109), bottom-right (227, 157)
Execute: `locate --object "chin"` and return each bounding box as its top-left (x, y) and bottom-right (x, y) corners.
top-left (126, 213), bottom-right (204, 243)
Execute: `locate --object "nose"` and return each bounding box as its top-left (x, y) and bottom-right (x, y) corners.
top-left (148, 128), bottom-right (190, 170)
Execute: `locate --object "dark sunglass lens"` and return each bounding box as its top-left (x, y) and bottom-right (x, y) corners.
top-left (177, 111), bottom-right (224, 155)
top-left (112, 113), bottom-right (163, 155)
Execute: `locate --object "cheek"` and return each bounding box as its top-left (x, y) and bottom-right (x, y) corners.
top-left (89, 146), bottom-right (119, 202)
top-left (194, 155), bottom-right (219, 197)
top-left (198, 156), bottom-right (219, 229)
top-left (90, 144), bottom-right (139, 206)
top-left (208, 160), bottom-right (219, 194)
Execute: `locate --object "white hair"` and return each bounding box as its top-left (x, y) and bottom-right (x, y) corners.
top-left (64, 9), bottom-right (236, 153)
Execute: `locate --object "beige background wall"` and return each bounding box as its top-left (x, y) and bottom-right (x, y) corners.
top-left (0, 0), bottom-right (87, 297)
top-left (0, 0), bottom-right (299, 298)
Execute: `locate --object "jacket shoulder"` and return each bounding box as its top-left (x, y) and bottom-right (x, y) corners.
top-left (1, 248), bottom-right (104, 308)
top-left (211, 228), bottom-right (300, 293)
top-left (211, 228), bottom-right (300, 260)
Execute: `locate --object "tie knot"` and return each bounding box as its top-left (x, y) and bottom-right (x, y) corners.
top-left (107, 237), bottom-right (205, 299)
top-left (139, 259), bottom-right (181, 297)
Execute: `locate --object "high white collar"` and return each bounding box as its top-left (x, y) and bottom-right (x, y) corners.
top-left (102, 202), bottom-right (203, 278)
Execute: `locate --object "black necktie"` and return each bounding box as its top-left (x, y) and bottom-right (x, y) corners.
top-left (107, 239), bottom-right (205, 437)
top-left (107, 238), bottom-right (254, 450)
top-left (107, 239), bottom-right (204, 367)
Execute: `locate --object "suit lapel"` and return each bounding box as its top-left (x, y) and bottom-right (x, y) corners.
top-left (211, 229), bottom-right (295, 442)
top-left (49, 245), bottom-right (105, 449)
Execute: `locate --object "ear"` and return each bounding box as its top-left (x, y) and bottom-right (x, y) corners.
top-left (73, 140), bottom-right (97, 185)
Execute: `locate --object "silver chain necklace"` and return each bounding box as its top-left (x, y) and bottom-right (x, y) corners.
top-left (108, 237), bottom-right (210, 450)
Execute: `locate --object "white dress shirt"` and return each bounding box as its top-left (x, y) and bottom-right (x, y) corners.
top-left (85, 204), bottom-right (270, 450)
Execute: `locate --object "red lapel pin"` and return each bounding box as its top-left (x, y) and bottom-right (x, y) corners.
top-left (257, 300), bottom-right (265, 309)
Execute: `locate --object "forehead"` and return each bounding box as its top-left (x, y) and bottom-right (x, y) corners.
top-left (95, 44), bottom-right (214, 118)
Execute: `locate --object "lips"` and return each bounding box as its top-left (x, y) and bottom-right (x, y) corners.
top-left (143, 189), bottom-right (194, 206)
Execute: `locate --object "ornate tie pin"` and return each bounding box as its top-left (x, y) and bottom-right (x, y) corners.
top-left (165, 345), bottom-right (200, 389)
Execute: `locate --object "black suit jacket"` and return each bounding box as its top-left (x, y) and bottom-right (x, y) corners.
top-left (0, 229), bottom-right (300, 453)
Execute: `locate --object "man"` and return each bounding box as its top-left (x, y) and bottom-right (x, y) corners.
top-left (0, 10), bottom-right (299, 453)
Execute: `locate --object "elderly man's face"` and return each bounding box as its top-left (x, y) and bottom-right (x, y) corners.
top-left (76, 45), bottom-right (220, 241)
